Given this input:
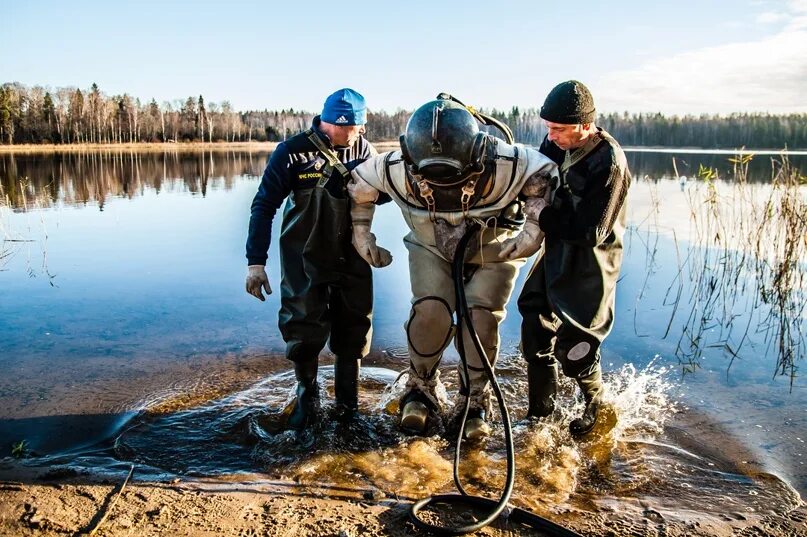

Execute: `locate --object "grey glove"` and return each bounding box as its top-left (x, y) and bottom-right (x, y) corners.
top-left (499, 198), bottom-right (547, 261)
top-left (246, 265), bottom-right (272, 301)
top-left (349, 200), bottom-right (392, 268)
top-left (352, 225), bottom-right (392, 268)
top-left (347, 173), bottom-right (380, 204)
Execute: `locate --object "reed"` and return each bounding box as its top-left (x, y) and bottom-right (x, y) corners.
top-left (0, 176), bottom-right (55, 284)
top-left (664, 152), bottom-right (806, 386)
top-left (10, 439), bottom-right (28, 458)
top-left (0, 181), bottom-right (10, 270)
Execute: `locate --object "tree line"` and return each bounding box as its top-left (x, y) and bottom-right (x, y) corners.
top-left (1, 82), bottom-right (805, 149)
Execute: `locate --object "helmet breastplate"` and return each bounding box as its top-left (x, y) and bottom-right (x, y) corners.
top-left (405, 161), bottom-right (494, 214)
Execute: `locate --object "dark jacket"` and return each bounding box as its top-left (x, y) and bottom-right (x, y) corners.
top-left (537, 128), bottom-right (631, 337)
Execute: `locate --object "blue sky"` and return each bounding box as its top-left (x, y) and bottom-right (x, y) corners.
top-left (2, 0), bottom-right (805, 115)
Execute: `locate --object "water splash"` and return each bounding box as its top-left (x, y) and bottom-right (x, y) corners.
top-left (103, 355), bottom-right (799, 522)
top-left (606, 358), bottom-right (679, 439)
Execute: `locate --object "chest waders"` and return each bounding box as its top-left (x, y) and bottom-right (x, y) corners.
top-left (408, 224), bottom-right (582, 537)
top-left (520, 132), bottom-right (615, 437)
top-left (280, 132), bottom-right (371, 431)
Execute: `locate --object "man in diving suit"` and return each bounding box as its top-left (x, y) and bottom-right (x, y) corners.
top-left (347, 95), bottom-right (558, 439)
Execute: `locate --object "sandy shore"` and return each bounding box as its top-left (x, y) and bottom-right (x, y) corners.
top-left (1, 465), bottom-right (805, 537)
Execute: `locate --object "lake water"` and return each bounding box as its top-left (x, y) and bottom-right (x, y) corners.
top-left (1, 149), bottom-right (805, 532)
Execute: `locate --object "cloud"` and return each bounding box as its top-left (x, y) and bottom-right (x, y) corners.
top-left (756, 11), bottom-right (786, 23)
top-left (596, 6), bottom-right (807, 114)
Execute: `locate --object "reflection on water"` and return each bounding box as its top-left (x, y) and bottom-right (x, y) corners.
top-left (624, 160), bottom-right (807, 381)
top-left (625, 150), bottom-right (807, 184)
top-left (0, 150), bottom-right (269, 210)
top-left (1, 149), bottom-right (806, 532)
top-left (2, 150), bottom-right (805, 211)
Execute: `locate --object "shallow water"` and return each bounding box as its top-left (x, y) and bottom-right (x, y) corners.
top-left (1, 149), bottom-right (805, 528)
top-left (108, 356), bottom-right (800, 519)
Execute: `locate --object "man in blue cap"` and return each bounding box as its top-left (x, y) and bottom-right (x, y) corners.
top-left (245, 88), bottom-right (390, 431)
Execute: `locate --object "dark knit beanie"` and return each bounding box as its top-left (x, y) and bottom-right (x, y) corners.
top-left (540, 80), bottom-right (596, 124)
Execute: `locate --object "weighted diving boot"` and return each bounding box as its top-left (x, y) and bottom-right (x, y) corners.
top-left (400, 370), bottom-right (442, 435)
top-left (400, 391), bottom-right (432, 434)
top-left (285, 358), bottom-right (320, 431)
top-left (464, 413), bottom-right (490, 440)
top-left (526, 361), bottom-right (558, 419)
top-left (569, 365), bottom-right (604, 437)
top-left (449, 380), bottom-right (493, 440)
top-left (334, 357), bottom-right (360, 420)
top-left (462, 403), bottom-right (492, 441)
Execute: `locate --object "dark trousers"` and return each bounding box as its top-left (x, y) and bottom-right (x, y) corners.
top-left (517, 258), bottom-right (600, 379)
top-left (279, 255), bottom-right (372, 364)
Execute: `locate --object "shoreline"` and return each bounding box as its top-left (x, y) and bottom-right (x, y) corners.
top-left (0, 348), bottom-right (805, 536)
top-left (1, 142), bottom-right (804, 155)
top-left (0, 141), bottom-right (403, 154)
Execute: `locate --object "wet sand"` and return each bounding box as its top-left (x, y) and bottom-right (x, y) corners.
top-left (1, 467), bottom-right (805, 536)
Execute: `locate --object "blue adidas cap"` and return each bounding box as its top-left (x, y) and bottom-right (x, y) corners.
top-left (321, 88), bottom-right (367, 126)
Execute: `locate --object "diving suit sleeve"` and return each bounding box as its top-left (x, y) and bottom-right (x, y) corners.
top-left (350, 202), bottom-right (392, 268)
top-left (498, 168), bottom-right (553, 261)
top-left (350, 151), bottom-right (395, 194)
top-left (348, 172), bottom-right (381, 204)
top-left (498, 196), bottom-right (548, 261)
top-left (354, 143), bottom-right (391, 205)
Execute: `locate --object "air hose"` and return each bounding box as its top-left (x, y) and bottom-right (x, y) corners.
top-left (408, 223), bottom-right (582, 537)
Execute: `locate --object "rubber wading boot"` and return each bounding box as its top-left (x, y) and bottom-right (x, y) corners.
top-left (527, 361), bottom-right (559, 419)
top-left (334, 357), bottom-right (360, 419)
top-left (569, 365), bottom-right (604, 437)
top-left (463, 408), bottom-right (491, 440)
top-left (400, 391), bottom-right (432, 434)
top-left (285, 358), bottom-right (319, 431)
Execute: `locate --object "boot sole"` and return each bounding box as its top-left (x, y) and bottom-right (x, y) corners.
top-left (464, 417), bottom-right (491, 440)
top-left (400, 401), bottom-right (429, 433)
top-left (569, 420), bottom-right (596, 438)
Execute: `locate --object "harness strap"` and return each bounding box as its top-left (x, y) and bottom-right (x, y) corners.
top-left (384, 152), bottom-right (410, 202)
top-left (561, 131), bottom-right (602, 173)
top-left (306, 129), bottom-right (350, 187)
top-left (558, 131), bottom-right (604, 211)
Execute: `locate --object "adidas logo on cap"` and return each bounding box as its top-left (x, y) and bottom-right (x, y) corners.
top-left (335, 115), bottom-right (348, 124)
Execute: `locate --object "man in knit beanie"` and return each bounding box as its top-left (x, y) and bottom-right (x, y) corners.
top-left (246, 88), bottom-right (389, 434)
top-left (514, 80), bottom-right (631, 437)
